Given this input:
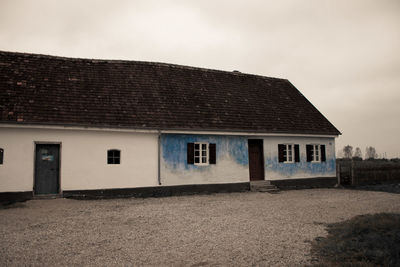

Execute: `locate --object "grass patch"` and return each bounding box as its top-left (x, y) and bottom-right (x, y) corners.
top-left (311, 213), bottom-right (400, 266)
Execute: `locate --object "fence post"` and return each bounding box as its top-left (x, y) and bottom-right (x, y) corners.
top-left (351, 159), bottom-right (355, 186)
top-left (336, 162), bottom-right (341, 185)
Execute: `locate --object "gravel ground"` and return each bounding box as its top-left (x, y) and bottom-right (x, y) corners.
top-left (1, 189), bottom-right (400, 266)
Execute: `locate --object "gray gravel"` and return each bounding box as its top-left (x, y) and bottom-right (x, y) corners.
top-left (1, 189), bottom-right (400, 266)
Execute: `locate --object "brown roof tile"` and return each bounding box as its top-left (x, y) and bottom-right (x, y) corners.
top-left (0, 51), bottom-right (340, 135)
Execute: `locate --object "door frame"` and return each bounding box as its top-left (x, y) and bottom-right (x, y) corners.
top-left (33, 141), bottom-right (62, 196)
top-left (248, 139), bottom-right (265, 181)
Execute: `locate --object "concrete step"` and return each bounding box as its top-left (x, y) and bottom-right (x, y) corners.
top-left (257, 188), bottom-right (280, 193)
top-left (250, 181), bottom-right (280, 193)
top-left (251, 185), bottom-right (277, 190)
top-left (250, 180), bottom-right (271, 185)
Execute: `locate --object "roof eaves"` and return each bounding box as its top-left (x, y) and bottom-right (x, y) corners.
top-left (0, 121), bottom-right (341, 136)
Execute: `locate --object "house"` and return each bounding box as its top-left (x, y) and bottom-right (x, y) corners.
top-left (0, 51), bottom-right (340, 200)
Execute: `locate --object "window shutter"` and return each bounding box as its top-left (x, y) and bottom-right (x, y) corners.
top-left (209, 143), bottom-right (216, 164)
top-left (294, 144), bottom-right (300, 162)
top-left (107, 150), bottom-right (112, 164)
top-left (306, 145), bottom-right (312, 162)
top-left (321, 145), bottom-right (326, 162)
top-left (187, 143), bottom-right (194, 164)
top-left (278, 144), bottom-right (285, 162)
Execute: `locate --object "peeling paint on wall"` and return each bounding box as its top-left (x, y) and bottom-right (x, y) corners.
top-left (160, 134), bottom-right (337, 185)
top-left (161, 134), bottom-right (248, 170)
top-left (160, 134), bottom-right (249, 186)
top-left (263, 137), bottom-right (337, 180)
top-left (265, 157), bottom-right (336, 178)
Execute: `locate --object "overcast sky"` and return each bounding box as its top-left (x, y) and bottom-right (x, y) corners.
top-left (1, 0), bottom-right (399, 158)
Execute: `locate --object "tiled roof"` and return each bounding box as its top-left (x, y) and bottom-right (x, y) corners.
top-left (0, 51), bottom-right (340, 135)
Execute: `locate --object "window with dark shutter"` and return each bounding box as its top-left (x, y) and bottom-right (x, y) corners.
top-left (209, 143), bottom-right (216, 164)
top-left (279, 144), bottom-right (297, 163)
top-left (306, 145), bottom-right (312, 162)
top-left (0, 148), bottom-right (3, 164)
top-left (307, 144), bottom-right (324, 162)
top-left (187, 142), bottom-right (214, 165)
top-left (107, 149), bottom-right (120, 164)
top-left (187, 143), bottom-right (194, 164)
top-left (294, 144), bottom-right (300, 162)
top-left (321, 145), bottom-right (326, 162)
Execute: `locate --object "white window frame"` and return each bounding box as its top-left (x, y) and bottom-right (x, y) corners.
top-left (194, 142), bottom-right (209, 166)
top-left (283, 144), bottom-right (294, 163)
top-left (311, 144), bottom-right (321, 163)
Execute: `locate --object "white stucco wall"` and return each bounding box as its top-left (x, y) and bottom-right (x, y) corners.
top-left (0, 127), bottom-right (337, 193)
top-left (0, 127), bottom-right (158, 192)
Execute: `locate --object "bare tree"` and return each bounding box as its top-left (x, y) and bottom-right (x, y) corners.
top-left (365, 146), bottom-right (377, 159)
top-left (354, 147), bottom-right (362, 159)
top-left (343, 145), bottom-right (353, 159)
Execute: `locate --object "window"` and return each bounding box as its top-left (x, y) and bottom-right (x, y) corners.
top-left (195, 143), bottom-right (208, 165)
top-left (0, 148), bottom-right (3, 164)
top-left (187, 143), bottom-right (216, 165)
top-left (278, 144), bottom-right (300, 163)
top-left (107, 149), bottom-right (120, 164)
top-left (306, 144), bottom-right (326, 162)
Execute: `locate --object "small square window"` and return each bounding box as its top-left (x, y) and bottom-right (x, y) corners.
top-left (107, 149), bottom-right (120, 164)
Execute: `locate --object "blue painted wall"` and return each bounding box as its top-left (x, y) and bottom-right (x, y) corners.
top-left (263, 137), bottom-right (336, 179)
top-left (160, 134), bottom-right (250, 185)
top-left (265, 157), bottom-right (336, 177)
top-left (160, 134), bottom-right (336, 184)
top-left (161, 134), bottom-right (249, 170)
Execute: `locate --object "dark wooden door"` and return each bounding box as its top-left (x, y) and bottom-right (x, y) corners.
top-left (35, 144), bottom-right (60, 195)
top-left (248, 139), bottom-right (264, 181)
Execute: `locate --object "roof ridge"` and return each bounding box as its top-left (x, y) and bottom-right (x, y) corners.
top-left (0, 50), bottom-right (287, 81)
